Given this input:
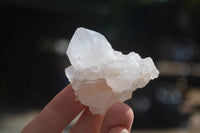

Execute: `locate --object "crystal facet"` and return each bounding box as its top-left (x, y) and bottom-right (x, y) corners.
top-left (65, 27), bottom-right (159, 115)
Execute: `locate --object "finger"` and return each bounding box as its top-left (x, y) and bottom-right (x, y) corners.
top-left (69, 108), bottom-right (104, 133)
top-left (100, 102), bottom-right (134, 133)
top-left (22, 84), bottom-right (85, 133)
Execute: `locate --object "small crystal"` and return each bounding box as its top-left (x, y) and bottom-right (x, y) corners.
top-left (65, 27), bottom-right (159, 115)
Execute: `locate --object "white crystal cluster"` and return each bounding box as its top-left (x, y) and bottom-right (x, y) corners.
top-left (65, 27), bottom-right (159, 115)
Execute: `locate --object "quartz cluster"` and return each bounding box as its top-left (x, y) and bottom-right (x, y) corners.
top-left (65, 27), bottom-right (159, 115)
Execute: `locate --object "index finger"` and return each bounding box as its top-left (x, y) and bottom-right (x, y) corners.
top-left (22, 84), bottom-right (85, 133)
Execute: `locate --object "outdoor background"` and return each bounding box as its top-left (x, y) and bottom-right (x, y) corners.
top-left (0, 0), bottom-right (200, 132)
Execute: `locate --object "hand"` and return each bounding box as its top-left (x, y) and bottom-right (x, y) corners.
top-left (22, 84), bottom-right (134, 133)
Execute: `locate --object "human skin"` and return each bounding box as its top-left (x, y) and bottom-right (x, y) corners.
top-left (22, 84), bottom-right (134, 133)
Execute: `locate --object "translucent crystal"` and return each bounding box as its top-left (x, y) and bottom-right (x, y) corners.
top-left (65, 27), bottom-right (159, 115)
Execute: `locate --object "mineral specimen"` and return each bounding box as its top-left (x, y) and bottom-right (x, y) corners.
top-left (65, 27), bottom-right (159, 115)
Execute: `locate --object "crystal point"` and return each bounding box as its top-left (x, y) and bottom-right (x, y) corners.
top-left (67, 27), bottom-right (113, 69)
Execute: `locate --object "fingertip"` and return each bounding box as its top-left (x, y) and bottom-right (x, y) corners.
top-left (108, 102), bottom-right (134, 128)
top-left (111, 102), bottom-right (134, 125)
top-left (100, 102), bottom-right (134, 133)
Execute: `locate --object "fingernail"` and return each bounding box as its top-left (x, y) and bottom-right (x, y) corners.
top-left (108, 127), bottom-right (129, 133)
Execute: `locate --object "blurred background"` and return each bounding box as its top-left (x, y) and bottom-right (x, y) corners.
top-left (0, 0), bottom-right (200, 132)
